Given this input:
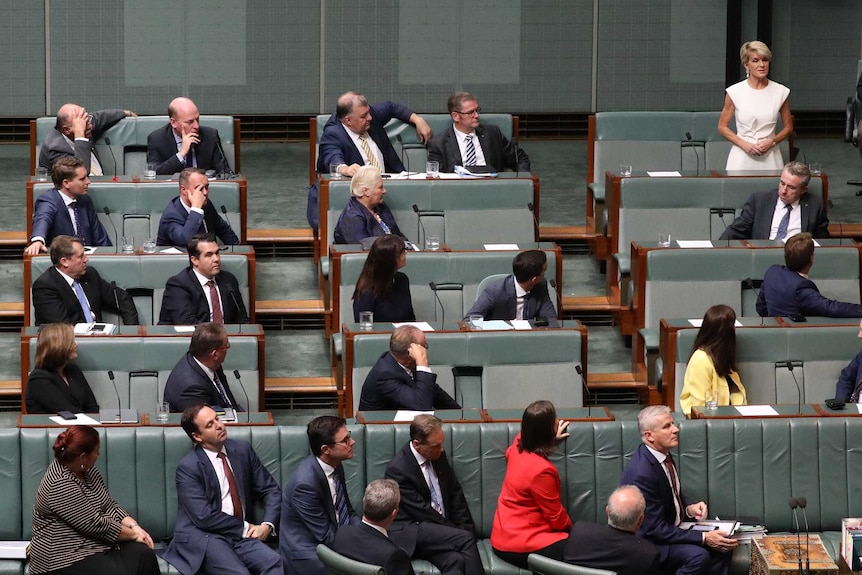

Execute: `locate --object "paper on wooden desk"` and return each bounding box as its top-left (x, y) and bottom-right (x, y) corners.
top-left (734, 405), bottom-right (778, 416)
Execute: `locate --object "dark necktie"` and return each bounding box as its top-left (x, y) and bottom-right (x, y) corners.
top-left (851, 379), bottom-right (862, 403)
top-left (664, 454), bottom-right (684, 524)
top-left (216, 452), bottom-right (243, 519)
top-left (464, 135), bottom-right (477, 166)
top-left (213, 372), bottom-right (232, 408)
top-left (775, 203), bottom-right (792, 240)
top-left (333, 470), bottom-right (350, 526)
top-left (69, 201), bottom-right (87, 245)
top-left (207, 280), bottom-right (224, 323)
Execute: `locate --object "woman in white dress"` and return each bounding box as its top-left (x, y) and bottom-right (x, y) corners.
top-left (719, 41), bottom-right (793, 171)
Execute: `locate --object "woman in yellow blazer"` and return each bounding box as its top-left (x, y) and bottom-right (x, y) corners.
top-left (680, 304), bottom-right (747, 415)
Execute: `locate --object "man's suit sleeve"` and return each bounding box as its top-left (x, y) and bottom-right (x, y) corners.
top-left (209, 203), bottom-right (240, 245)
top-left (377, 370), bottom-right (439, 411)
top-left (756, 286), bottom-right (768, 317)
top-left (160, 274), bottom-right (203, 325)
top-left (159, 202), bottom-right (205, 246)
top-left (796, 279), bottom-right (862, 318)
top-left (206, 128), bottom-right (232, 175)
top-left (287, 478), bottom-right (340, 547)
top-left (386, 455), bottom-right (453, 527)
top-left (83, 199), bottom-right (112, 247)
top-left (535, 283), bottom-right (559, 327)
top-left (441, 458), bottom-right (475, 532)
top-left (464, 284), bottom-right (496, 320)
top-left (427, 136), bottom-right (445, 167)
top-left (811, 197), bottom-right (830, 238)
top-left (498, 129), bottom-right (531, 172)
top-left (319, 128), bottom-right (350, 171)
top-left (147, 127), bottom-right (186, 176)
top-left (373, 101), bottom-right (414, 124)
top-left (30, 193), bottom-right (62, 243)
top-left (175, 455), bottom-right (245, 539)
top-left (719, 193), bottom-right (757, 240)
top-left (220, 273), bottom-right (250, 324)
top-left (836, 350), bottom-right (862, 402)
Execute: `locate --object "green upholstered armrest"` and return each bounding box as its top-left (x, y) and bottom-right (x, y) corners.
top-left (528, 554), bottom-right (617, 575)
top-left (317, 544), bottom-right (385, 575)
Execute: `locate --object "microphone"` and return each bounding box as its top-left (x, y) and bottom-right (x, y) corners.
top-left (100, 370), bottom-right (122, 423)
top-left (110, 281), bottom-right (121, 325)
top-left (396, 134), bottom-right (411, 175)
top-left (575, 364), bottom-right (591, 418)
top-left (214, 133), bottom-right (234, 178)
top-left (102, 206), bottom-right (119, 248)
top-left (785, 360), bottom-right (803, 414)
top-left (232, 369), bottom-right (251, 422)
top-left (221, 284), bottom-right (243, 323)
top-left (456, 382), bottom-right (465, 421)
top-left (797, 496), bottom-right (810, 575)
top-left (427, 282), bottom-right (463, 329)
top-left (219, 205), bottom-right (236, 240)
top-left (681, 132), bottom-right (705, 175)
top-left (789, 498), bottom-right (803, 575)
top-left (709, 208), bottom-right (733, 246)
top-left (412, 204), bottom-right (427, 248)
top-left (744, 277), bottom-right (764, 325)
top-left (103, 137), bottom-right (117, 178)
top-left (429, 282), bottom-right (445, 328)
top-left (527, 203), bottom-right (540, 242)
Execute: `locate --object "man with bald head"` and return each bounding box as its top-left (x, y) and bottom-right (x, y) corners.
top-left (147, 97), bottom-right (232, 176)
top-left (563, 486), bottom-right (660, 575)
top-left (38, 103), bottom-right (136, 175)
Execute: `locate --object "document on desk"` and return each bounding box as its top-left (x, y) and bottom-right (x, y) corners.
top-left (393, 321), bottom-right (434, 331)
top-left (482, 320), bottom-right (514, 330)
top-left (485, 244), bottom-right (519, 250)
top-left (394, 410), bottom-right (433, 422)
top-left (511, 320), bottom-right (532, 330)
top-left (734, 405), bottom-right (779, 416)
top-left (676, 240), bottom-right (714, 248)
top-left (49, 413), bottom-right (101, 426)
top-left (689, 319), bottom-right (742, 327)
top-left (680, 520), bottom-right (739, 534)
top-left (159, 247), bottom-right (184, 254)
top-left (0, 541), bottom-right (29, 559)
top-left (647, 171), bottom-right (682, 177)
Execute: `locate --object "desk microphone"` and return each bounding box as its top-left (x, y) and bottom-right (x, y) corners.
top-left (428, 282), bottom-right (464, 329)
top-left (219, 205), bottom-right (236, 238)
top-left (430, 282), bottom-right (446, 327)
top-left (797, 496), bottom-right (810, 575)
top-left (412, 204), bottom-right (427, 247)
top-left (110, 281), bottom-right (121, 325)
top-left (527, 203), bottom-right (540, 242)
top-left (396, 134), bottom-right (411, 175)
top-left (789, 497), bottom-right (803, 575)
top-left (456, 381), bottom-right (465, 421)
top-left (101, 370), bottom-right (122, 423)
top-left (682, 132), bottom-right (705, 176)
top-left (102, 206), bottom-right (119, 247)
top-left (232, 370), bottom-right (251, 422)
top-left (743, 277), bottom-right (764, 325)
top-left (214, 133), bottom-right (235, 178)
top-left (103, 137), bottom-right (117, 179)
top-left (223, 285), bottom-right (244, 322)
top-left (709, 208), bottom-right (733, 246)
top-left (785, 360), bottom-right (803, 414)
top-left (575, 365), bottom-right (591, 418)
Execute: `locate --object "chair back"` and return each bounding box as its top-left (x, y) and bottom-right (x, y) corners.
top-left (528, 553), bottom-right (617, 575)
top-left (316, 544), bottom-right (386, 575)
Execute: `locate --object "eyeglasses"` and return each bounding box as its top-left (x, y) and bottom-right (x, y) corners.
top-left (330, 432), bottom-right (352, 445)
top-left (455, 107), bottom-right (481, 117)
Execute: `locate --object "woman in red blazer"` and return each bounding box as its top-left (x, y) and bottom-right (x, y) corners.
top-left (490, 400), bottom-right (572, 569)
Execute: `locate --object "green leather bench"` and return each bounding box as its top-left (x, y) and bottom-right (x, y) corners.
top-left (27, 180), bottom-right (246, 246)
top-left (345, 328), bottom-right (586, 416)
top-left (309, 114), bottom-right (517, 184)
top-left (25, 252), bottom-right (254, 326)
top-left (1, 417), bottom-right (858, 574)
top-left (30, 115), bottom-right (240, 177)
top-left (22, 328), bottom-right (264, 413)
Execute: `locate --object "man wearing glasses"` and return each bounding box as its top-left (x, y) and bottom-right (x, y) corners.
top-left (427, 91), bottom-right (531, 173)
top-left (358, 325), bottom-right (460, 412)
top-left (384, 415), bottom-right (483, 575)
top-left (39, 102), bottom-right (136, 175)
top-left (281, 416), bottom-right (359, 575)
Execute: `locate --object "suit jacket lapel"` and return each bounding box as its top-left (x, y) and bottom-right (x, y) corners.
top-left (505, 275), bottom-right (518, 319)
top-left (311, 457), bottom-right (338, 525)
top-left (800, 194), bottom-right (810, 232)
top-left (405, 445), bottom-right (433, 501)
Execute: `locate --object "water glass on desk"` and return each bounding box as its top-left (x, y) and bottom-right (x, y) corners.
top-left (35, 167), bottom-right (48, 181)
top-left (620, 163), bottom-right (632, 177)
top-left (330, 163), bottom-right (342, 179)
top-left (144, 162), bottom-right (157, 180)
top-left (468, 314), bottom-right (484, 331)
top-left (426, 161), bottom-right (440, 178)
top-left (142, 238), bottom-right (156, 253)
top-left (122, 236), bottom-right (134, 253)
top-left (704, 387), bottom-right (718, 410)
top-left (425, 234), bottom-right (440, 251)
top-left (156, 402), bottom-right (170, 422)
top-left (359, 311), bottom-right (374, 331)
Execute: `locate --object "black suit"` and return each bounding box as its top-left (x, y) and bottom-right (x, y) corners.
top-left (32, 266), bottom-right (139, 326)
top-left (25, 364), bottom-right (99, 414)
top-left (563, 522), bottom-right (660, 575)
top-left (146, 124), bottom-right (231, 176)
top-left (332, 522), bottom-right (415, 575)
top-left (384, 443), bottom-right (482, 575)
top-left (719, 189), bottom-right (829, 240)
top-left (162, 351), bottom-right (241, 412)
top-left (158, 267), bottom-right (249, 325)
top-left (427, 125), bottom-right (530, 173)
top-left (358, 353), bottom-right (459, 412)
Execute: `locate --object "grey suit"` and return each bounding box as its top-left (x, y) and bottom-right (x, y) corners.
top-left (38, 109), bottom-right (126, 174)
top-left (719, 189), bottom-right (830, 240)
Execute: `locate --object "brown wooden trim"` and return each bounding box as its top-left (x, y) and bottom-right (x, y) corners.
top-left (265, 376), bottom-right (336, 393)
top-left (0, 302), bottom-right (23, 316)
top-left (233, 117), bottom-right (242, 174)
top-left (29, 120), bottom-right (37, 176)
top-left (255, 299), bottom-right (325, 314)
top-left (538, 226), bottom-right (591, 241)
top-left (246, 228), bottom-right (315, 242)
top-left (309, 117), bottom-right (318, 185)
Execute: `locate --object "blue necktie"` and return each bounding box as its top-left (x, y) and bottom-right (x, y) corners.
top-left (423, 461), bottom-right (444, 516)
top-left (333, 471), bottom-right (350, 526)
top-left (775, 203), bottom-right (792, 240)
top-left (72, 281), bottom-right (94, 323)
top-left (69, 201), bottom-right (87, 245)
top-left (464, 135), bottom-right (477, 166)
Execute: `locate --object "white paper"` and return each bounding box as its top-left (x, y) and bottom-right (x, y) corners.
top-left (159, 247), bottom-right (184, 254)
top-left (734, 405), bottom-right (779, 416)
top-left (83, 246), bottom-right (97, 254)
top-left (676, 240), bottom-right (714, 248)
top-left (647, 171), bottom-right (682, 177)
top-left (482, 320), bottom-right (514, 330)
top-left (510, 320), bottom-right (533, 330)
top-left (688, 319), bottom-right (742, 327)
top-left (173, 326), bottom-right (197, 333)
top-left (393, 410), bottom-right (433, 421)
top-left (0, 541), bottom-right (29, 559)
top-left (392, 321), bottom-right (434, 332)
top-left (484, 244), bottom-right (519, 250)
top-left (73, 323), bottom-right (116, 335)
top-left (48, 413), bottom-right (101, 426)
top-left (854, 403), bottom-right (862, 414)
top-left (781, 238), bottom-right (820, 247)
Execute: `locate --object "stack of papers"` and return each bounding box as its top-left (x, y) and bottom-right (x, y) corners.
top-left (679, 520), bottom-right (739, 535)
top-left (734, 524), bottom-right (768, 541)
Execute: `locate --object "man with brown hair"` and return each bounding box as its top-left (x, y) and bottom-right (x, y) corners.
top-left (757, 232), bottom-right (862, 318)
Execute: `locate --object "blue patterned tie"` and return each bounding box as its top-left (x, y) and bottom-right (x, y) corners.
top-left (72, 281), bottom-right (94, 322)
top-left (775, 203), bottom-right (792, 240)
top-left (333, 471), bottom-right (350, 526)
top-left (464, 135), bottom-right (477, 166)
top-left (423, 461), bottom-right (444, 516)
top-left (69, 201), bottom-right (87, 245)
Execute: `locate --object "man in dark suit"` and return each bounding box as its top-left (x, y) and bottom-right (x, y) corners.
top-left (332, 479), bottom-right (415, 575)
top-left (38, 102), bottom-right (135, 174)
top-left (158, 233), bottom-right (249, 325)
top-left (161, 404), bottom-right (283, 575)
top-left (719, 161), bottom-right (829, 240)
top-left (757, 232), bottom-right (862, 319)
top-left (157, 168), bottom-right (239, 246)
top-left (32, 235), bottom-right (139, 326)
top-left (384, 415), bottom-right (482, 575)
top-left (163, 322), bottom-right (243, 412)
top-left (308, 91), bottom-right (432, 231)
top-left (563, 485), bottom-right (660, 575)
top-left (464, 249), bottom-right (558, 326)
top-left (281, 416), bottom-right (359, 575)
top-left (26, 157), bottom-right (112, 255)
top-left (427, 91), bottom-right (530, 173)
top-left (146, 97), bottom-right (232, 176)
top-left (358, 326), bottom-right (460, 412)
top-left (619, 406), bottom-right (736, 575)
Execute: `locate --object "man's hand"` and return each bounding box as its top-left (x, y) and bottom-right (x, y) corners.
top-left (188, 182), bottom-right (207, 209)
top-left (71, 108), bottom-right (89, 139)
top-left (247, 523), bottom-right (272, 540)
top-left (408, 342), bottom-right (429, 367)
top-left (124, 110), bottom-right (138, 117)
top-left (341, 163), bottom-right (361, 177)
top-left (179, 126), bottom-right (200, 157)
top-left (555, 419), bottom-right (570, 441)
top-left (411, 115), bottom-right (433, 144)
top-left (24, 240), bottom-right (46, 256)
top-left (686, 502), bottom-right (708, 520)
top-left (703, 530), bottom-right (738, 553)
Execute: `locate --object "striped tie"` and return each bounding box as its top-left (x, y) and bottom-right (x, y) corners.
top-left (464, 135), bottom-right (477, 166)
top-left (333, 471), bottom-right (350, 526)
top-left (358, 134), bottom-right (381, 169)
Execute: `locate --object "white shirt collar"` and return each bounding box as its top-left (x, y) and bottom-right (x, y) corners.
top-left (409, 441), bottom-right (429, 467)
top-left (193, 267), bottom-right (215, 287)
top-left (193, 356), bottom-right (215, 381)
top-left (515, 280), bottom-right (529, 298)
top-left (362, 519), bottom-right (388, 537)
top-left (645, 443), bottom-right (668, 464)
top-left (56, 268), bottom-right (77, 287)
top-left (316, 456), bottom-right (337, 477)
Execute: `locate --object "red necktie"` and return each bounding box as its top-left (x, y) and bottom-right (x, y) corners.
top-left (207, 280), bottom-right (224, 323)
top-left (664, 454), bottom-right (683, 524)
top-left (217, 452), bottom-right (242, 518)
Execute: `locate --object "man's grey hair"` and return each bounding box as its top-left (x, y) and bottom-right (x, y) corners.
top-left (362, 479), bottom-right (400, 522)
top-left (637, 405), bottom-right (671, 436)
top-left (607, 485), bottom-right (646, 531)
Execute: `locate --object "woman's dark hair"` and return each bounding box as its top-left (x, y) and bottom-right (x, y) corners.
top-left (518, 400), bottom-right (558, 458)
top-left (353, 235), bottom-right (405, 300)
top-left (53, 425), bottom-right (99, 465)
top-left (690, 304), bottom-right (738, 377)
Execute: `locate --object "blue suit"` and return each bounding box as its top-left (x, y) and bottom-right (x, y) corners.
top-left (836, 349), bottom-right (862, 402)
top-left (756, 265), bottom-right (862, 319)
top-left (161, 439), bottom-right (283, 575)
top-left (162, 352), bottom-right (242, 413)
top-left (333, 198), bottom-right (405, 245)
top-left (30, 188), bottom-right (111, 247)
top-left (464, 274), bottom-right (558, 327)
top-left (157, 197), bottom-right (239, 246)
top-left (280, 454), bottom-right (358, 575)
top-left (620, 443), bottom-right (730, 575)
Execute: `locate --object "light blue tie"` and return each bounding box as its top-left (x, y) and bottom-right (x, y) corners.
top-left (775, 203), bottom-right (792, 240)
top-left (72, 281), bottom-right (94, 323)
top-left (423, 461), bottom-right (444, 516)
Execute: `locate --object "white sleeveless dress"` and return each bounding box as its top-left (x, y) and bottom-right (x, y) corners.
top-left (725, 79), bottom-right (790, 170)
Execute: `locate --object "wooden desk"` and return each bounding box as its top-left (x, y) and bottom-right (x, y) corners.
top-left (691, 404), bottom-right (836, 419)
top-left (18, 411), bottom-right (274, 427)
top-left (355, 406), bottom-right (614, 424)
top-left (751, 534), bottom-right (837, 575)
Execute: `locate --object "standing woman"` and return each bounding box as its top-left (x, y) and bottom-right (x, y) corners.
top-left (719, 41), bottom-right (793, 171)
top-left (491, 400), bottom-right (572, 569)
top-left (353, 235), bottom-right (416, 323)
top-left (29, 425), bottom-right (159, 575)
top-left (25, 323), bottom-right (99, 414)
top-left (680, 305), bottom-right (747, 416)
